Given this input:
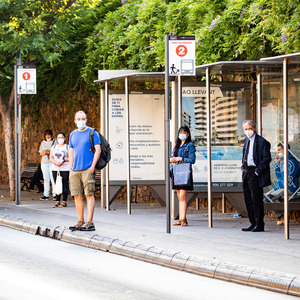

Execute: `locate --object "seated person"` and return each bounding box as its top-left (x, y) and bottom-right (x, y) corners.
top-left (265, 143), bottom-right (300, 225)
top-left (29, 164), bottom-right (44, 194)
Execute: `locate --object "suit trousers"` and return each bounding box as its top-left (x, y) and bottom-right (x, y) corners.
top-left (242, 168), bottom-right (265, 227)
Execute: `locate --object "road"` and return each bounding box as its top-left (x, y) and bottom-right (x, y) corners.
top-left (0, 226), bottom-right (296, 300)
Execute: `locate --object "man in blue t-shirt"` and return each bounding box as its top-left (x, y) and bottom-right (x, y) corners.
top-left (68, 111), bottom-right (101, 231)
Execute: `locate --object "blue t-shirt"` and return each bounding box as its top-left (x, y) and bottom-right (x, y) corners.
top-left (69, 127), bottom-right (101, 171)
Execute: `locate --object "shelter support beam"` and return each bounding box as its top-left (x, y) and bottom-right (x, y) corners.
top-left (105, 81), bottom-right (110, 210)
top-left (206, 67), bottom-right (212, 228)
top-left (257, 74), bottom-right (262, 135)
top-left (283, 58), bottom-right (289, 239)
top-left (125, 77), bottom-right (131, 214)
top-left (100, 89), bottom-right (105, 208)
top-left (171, 81), bottom-right (179, 219)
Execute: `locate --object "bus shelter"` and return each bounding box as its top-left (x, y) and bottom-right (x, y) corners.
top-left (95, 56), bottom-right (300, 239)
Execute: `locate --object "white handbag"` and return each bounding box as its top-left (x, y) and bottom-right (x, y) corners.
top-left (55, 170), bottom-right (63, 195)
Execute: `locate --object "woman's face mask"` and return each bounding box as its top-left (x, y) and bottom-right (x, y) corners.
top-left (179, 133), bottom-right (187, 141)
top-left (57, 138), bottom-right (65, 145)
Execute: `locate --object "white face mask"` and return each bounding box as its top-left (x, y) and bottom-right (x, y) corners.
top-left (57, 138), bottom-right (65, 145)
top-left (46, 138), bottom-right (52, 141)
top-left (244, 130), bottom-right (254, 138)
top-left (179, 133), bottom-right (187, 141)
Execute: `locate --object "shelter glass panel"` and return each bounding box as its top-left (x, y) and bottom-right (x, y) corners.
top-left (182, 82), bottom-right (252, 189)
top-left (262, 72), bottom-right (300, 193)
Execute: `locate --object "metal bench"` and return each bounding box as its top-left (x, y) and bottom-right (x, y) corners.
top-left (264, 196), bottom-right (300, 210)
top-left (21, 163), bottom-right (40, 191)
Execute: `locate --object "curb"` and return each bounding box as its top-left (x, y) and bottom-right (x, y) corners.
top-left (0, 214), bottom-right (299, 296)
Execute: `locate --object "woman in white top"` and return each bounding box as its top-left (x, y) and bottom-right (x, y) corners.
top-left (50, 132), bottom-right (70, 208)
top-left (39, 129), bottom-right (56, 201)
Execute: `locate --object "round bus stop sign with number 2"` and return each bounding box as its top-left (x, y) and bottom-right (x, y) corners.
top-left (176, 45), bottom-right (188, 57)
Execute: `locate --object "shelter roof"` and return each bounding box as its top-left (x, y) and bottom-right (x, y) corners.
top-left (194, 61), bottom-right (283, 76)
top-left (261, 52), bottom-right (300, 63)
top-left (94, 70), bottom-right (164, 83)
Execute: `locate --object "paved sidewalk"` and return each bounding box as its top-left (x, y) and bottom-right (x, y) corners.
top-left (0, 185), bottom-right (300, 296)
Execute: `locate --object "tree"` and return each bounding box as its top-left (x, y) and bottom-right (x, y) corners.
top-left (0, 0), bottom-right (107, 200)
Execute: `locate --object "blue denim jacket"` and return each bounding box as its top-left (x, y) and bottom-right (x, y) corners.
top-left (172, 142), bottom-right (196, 164)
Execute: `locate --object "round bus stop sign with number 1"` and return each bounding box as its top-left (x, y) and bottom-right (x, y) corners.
top-left (168, 36), bottom-right (195, 76)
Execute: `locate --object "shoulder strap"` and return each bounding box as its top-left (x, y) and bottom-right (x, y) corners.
top-left (89, 128), bottom-right (95, 152)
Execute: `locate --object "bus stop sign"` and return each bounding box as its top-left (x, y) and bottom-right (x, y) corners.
top-left (17, 66), bottom-right (36, 94)
top-left (168, 35), bottom-right (195, 76)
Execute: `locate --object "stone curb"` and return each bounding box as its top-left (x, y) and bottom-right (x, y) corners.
top-left (0, 214), bottom-right (299, 296)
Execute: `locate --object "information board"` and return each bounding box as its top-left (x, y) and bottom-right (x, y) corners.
top-left (109, 91), bottom-right (165, 181)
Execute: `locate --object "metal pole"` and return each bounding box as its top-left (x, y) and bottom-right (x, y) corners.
top-left (257, 73), bottom-right (262, 135)
top-left (283, 58), bottom-right (289, 239)
top-left (165, 35), bottom-right (171, 233)
top-left (178, 75), bottom-right (182, 127)
top-left (125, 77), bottom-right (131, 214)
top-left (15, 51), bottom-right (21, 205)
top-left (100, 89), bottom-right (105, 208)
top-left (222, 193), bottom-right (225, 214)
top-left (105, 81), bottom-right (110, 211)
top-left (206, 67), bottom-right (212, 228)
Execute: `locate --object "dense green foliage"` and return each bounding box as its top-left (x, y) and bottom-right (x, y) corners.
top-left (1, 0), bottom-right (300, 99)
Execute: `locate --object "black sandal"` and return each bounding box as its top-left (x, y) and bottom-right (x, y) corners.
top-left (59, 201), bottom-right (67, 207)
top-left (52, 201), bottom-right (60, 208)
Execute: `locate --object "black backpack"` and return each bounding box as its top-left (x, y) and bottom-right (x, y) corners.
top-left (89, 128), bottom-right (111, 170)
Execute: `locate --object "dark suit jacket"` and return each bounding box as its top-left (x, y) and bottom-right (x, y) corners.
top-left (242, 134), bottom-right (271, 188)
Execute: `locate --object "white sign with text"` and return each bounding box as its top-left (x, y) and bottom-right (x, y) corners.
top-left (17, 67), bottom-right (36, 94)
top-left (168, 36), bottom-right (195, 76)
top-left (109, 92), bottom-right (165, 181)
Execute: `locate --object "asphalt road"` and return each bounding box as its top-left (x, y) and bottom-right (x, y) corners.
top-left (0, 226), bottom-right (296, 300)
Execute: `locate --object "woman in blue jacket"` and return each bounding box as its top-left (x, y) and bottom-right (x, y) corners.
top-left (170, 126), bottom-right (196, 227)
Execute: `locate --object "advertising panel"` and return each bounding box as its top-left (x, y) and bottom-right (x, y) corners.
top-left (109, 91), bottom-right (164, 181)
top-left (182, 84), bottom-right (250, 188)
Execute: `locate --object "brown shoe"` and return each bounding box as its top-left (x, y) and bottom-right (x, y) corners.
top-left (173, 220), bottom-right (182, 226)
top-left (181, 219), bottom-right (188, 226)
top-left (69, 220), bottom-right (84, 231)
top-left (277, 216), bottom-right (284, 226)
top-left (79, 222), bottom-right (95, 231)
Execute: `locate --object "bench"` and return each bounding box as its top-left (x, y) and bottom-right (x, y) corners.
top-left (21, 163), bottom-right (40, 191)
top-left (264, 197), bottom-right (300, 211)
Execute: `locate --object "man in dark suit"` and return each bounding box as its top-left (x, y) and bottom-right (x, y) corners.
top-left (241, 120), bottom-right (271, 232)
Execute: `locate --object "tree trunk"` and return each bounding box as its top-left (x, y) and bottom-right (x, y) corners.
top-left (0, 87), bottom-right (15, 201)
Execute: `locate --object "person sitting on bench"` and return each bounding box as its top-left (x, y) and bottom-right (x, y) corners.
top-left (265, 143), bottom-right (300, 225)
top-left (29, 164), bottom-right (44, 194)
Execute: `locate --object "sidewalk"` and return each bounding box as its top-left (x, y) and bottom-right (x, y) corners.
top-left (0, 185), bottom-right (300, 296)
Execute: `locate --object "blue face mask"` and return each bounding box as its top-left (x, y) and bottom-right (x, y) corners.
top-left (278, 152), bottom-right (284, 159)
top-left (179, 133), bottom-right (187, 141)
top-left (77, 120), bottom-right (86, 130)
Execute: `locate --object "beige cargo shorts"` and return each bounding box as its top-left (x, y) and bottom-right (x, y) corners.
top-left (69, 168), bottom-right (95, 196)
